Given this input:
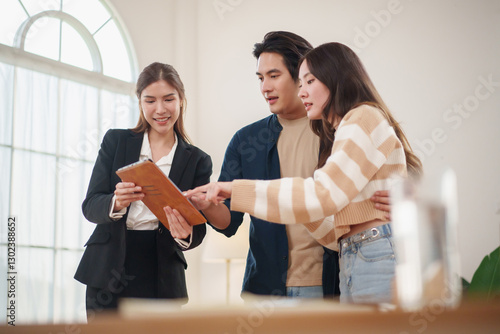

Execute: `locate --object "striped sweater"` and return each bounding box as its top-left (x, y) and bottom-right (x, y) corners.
top-left (231, 104), bottom-right (407, 250)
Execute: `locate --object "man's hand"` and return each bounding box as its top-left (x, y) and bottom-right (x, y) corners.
top-left (371, 190), bottom-right (391, 219)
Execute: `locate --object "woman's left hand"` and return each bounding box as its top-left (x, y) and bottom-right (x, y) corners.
top-left (163, 206), bottom-right (192, 239)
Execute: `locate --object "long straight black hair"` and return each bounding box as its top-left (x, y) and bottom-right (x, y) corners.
top-left (300, 42), bottom-right (422, 177)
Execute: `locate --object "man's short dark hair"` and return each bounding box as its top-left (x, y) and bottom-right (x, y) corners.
top-left (253, 31), bottom-right (313, 81)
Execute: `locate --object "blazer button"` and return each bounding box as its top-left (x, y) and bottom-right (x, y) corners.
top-left (158, 227), bottom-right (163, 234)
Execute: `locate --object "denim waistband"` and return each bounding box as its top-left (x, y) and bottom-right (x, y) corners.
top-left (339, 223), bottom-right (392, 252)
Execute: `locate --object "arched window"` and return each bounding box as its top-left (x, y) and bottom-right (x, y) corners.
top-left (0, 0), bottom-right (137, 324)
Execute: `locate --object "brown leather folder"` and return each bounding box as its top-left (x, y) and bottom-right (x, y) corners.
top-left (116, 159), bottom-right (206, 229)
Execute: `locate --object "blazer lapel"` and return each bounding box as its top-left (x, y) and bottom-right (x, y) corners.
top-left (169, 138), bottom-right (191, 185)
top-left (125, 131), bottom-right (144, 165)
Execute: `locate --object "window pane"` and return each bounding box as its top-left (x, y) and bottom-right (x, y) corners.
top-left (17, 247), bottom-right (54, 323)
top-left (14, 68), bottom-right (58, 153)
top-left (56, 159), bottom-right (94, 249)
top-left (0, 147), bottom-right (12, 244)
top-left (94, 20), bottom-right (132, 82)
top-left (11, 150), bottom-right (56, 248)
top-left (24, 17), bottom-right (61, 61)
top-left (62, 0), bottom-right (110, 35)
top-left (20, 0), bottom-right (61, 16)
top-left (53, 249), bottom-right (87, 323)
top-left (0, 62), bottom-right (14, 145)
top-left (59, 79), bottom-right (99, 161)
top-left (100, 91), bottom-right (136, 136)
top-left (0, 0), bottom-right (28, 46)
top-left (60, 22), bottom-right (93, 70)
top-left (2, 0), bottom-right (138, 325)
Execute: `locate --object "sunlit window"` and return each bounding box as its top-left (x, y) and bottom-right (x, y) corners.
top-left (0, 0), bottom-right (137, 324)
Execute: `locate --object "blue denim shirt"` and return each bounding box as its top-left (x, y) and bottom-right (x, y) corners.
top-left (212, 114), bottom-right (339, 297)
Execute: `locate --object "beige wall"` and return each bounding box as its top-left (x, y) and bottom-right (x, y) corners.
top-left (109, 0), bottom-right (500, 305)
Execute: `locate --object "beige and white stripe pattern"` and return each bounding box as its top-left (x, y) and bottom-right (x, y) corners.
top-left (231, 104), bottom-right (407, 249)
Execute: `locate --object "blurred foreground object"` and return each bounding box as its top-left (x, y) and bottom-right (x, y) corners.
top-left (391, 168), bottom-right (461, 311)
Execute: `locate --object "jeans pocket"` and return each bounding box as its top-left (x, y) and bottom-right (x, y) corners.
top-left (357, 237), bottom-right (395, 262)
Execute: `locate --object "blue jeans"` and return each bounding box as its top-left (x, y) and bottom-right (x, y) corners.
top-left (339, 223), bottom-right (395, 304)
top-left (286, 286), bottom-right (323, 298)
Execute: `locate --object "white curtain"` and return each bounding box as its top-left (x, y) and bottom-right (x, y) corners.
top-left (0, 61), bottom-right (135, 324)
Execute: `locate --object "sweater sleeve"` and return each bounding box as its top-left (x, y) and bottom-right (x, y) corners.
top-left (231, 105), bottom-right (400, 225)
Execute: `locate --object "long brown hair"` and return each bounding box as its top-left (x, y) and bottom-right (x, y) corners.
top-left (131, 62), bottom-right (191, 143)
top-left (301, 42), bottom-right (422, 177)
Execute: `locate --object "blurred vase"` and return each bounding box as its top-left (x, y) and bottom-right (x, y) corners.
top-left (390, 168), bottom-right (462, 311)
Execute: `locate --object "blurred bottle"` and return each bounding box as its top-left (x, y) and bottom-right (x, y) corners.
top-left (390, 168), bottom-right (462, 311)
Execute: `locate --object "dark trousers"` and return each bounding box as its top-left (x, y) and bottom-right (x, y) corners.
top-left (86, 230), bottom-right (158, 318)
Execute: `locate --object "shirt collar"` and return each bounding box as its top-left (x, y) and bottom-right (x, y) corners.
top-left (140, 131), bottom-right (178, 166)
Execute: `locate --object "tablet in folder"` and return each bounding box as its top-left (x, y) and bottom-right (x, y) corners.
top-left (116, 159), bottom-right (206, 229)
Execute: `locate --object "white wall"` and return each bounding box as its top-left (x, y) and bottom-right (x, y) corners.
top-left (109, 0), bottom-right (500, 303)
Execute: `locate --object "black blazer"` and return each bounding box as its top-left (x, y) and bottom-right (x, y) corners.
top-left (74, 129), bottom-right (212, 299)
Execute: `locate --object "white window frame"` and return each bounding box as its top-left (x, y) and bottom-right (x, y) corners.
top-left (0, 0), bottom-right (137, 324)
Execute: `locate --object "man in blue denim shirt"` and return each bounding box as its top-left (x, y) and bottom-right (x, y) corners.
top-left (190, 31), bottom-right (337, 298)
top-left (213, 116), bottom-right (340, 297)
top-left (193, 31), bottom-right (389, 298)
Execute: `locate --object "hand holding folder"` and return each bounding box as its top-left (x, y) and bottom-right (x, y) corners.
top-left (116, 159), bottom-right (206, 230)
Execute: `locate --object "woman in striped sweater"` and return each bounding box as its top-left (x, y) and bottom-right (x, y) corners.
top-left (187, 42), bottom-right (422, 304)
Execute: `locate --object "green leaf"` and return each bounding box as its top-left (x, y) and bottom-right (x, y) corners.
top-left (468, 246), bottom-right (500, 300)
top-left (461, 277), bottom-right (470, 292)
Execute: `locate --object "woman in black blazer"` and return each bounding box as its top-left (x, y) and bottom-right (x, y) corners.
top-left (74, 63), bottom-right (212, 318)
